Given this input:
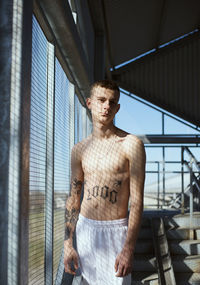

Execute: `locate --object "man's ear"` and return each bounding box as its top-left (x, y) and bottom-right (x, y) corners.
top-left (86, 97), bottom-right (91, 109)
top-left (116, 104), bottom-right (120, 114)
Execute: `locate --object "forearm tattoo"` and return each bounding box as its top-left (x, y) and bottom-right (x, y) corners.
top-left (86, 180), bottom-right (122, 204)
top-left (65, 208), bottom-right (79, 240)
top-left (70, 178), bottom-right (82, 195)
top-left (65, 178), bottom-right (82, 241)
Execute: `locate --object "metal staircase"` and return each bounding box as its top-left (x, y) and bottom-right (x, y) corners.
top-left (132, 211), bottom-right (200, 285)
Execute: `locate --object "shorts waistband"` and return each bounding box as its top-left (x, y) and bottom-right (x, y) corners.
top-left (78, 213), bottom-right (128, 228)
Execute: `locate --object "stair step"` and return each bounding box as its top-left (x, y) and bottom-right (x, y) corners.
top-left (165, 212), bottom-right (200, 228)
top-left (175, 273), bottom-right (200, 285)
top-left (166, 227), bottom-right (198, 240)
top-left (131, 272), bottom-right (158, 285)
top-left (172, 255), bottom-right (200, 273)
top-left (169, 240), bottom-right (200, 255)
top-left (135, 240), bottom-right (154, 254)
top-left (133, 255), bottom-right (156, 272)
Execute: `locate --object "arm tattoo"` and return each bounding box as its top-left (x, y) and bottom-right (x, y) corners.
top-left (65, 178), bottom-right (82, 241)
top-left (65, 208), bottom-right (79, 240)
top-left (72, 178), bottom-right (82, 188)
top-left (70, 178), bottom-right (83, 195)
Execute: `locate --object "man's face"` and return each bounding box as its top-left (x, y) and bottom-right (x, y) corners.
top-left (87, 86), bottom-right (120, 124)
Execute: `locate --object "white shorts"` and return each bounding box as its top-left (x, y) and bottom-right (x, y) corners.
top-left (75, 214), bottom-right (131, 285)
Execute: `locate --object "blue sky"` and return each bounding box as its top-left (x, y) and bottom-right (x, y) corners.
top-left (115, 91), bottom-right (200, 192)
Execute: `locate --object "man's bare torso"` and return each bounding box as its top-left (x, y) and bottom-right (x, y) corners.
top-left (78, 130), bottom-right (132, 220)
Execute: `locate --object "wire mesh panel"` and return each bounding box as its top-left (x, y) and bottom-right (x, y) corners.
top-left (53, 59), bottom-right (71, 282)
top-left (74, 95), bottom-right (79, 144)
top-left (74, 95), bottom-right (83, 143)
top-left (29, 16), bottom-right (48, 284)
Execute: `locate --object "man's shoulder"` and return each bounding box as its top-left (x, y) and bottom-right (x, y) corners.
top-left (116, 130), bottom-right (144, 159)
top-left (72, 135), bottom-right (92, 154)
top-left (116, 127), bottom-right (143, 147)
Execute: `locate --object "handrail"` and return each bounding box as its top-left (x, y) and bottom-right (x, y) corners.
top-left (181, 146), bottom-right (200, 217)
top-left (183, 146), bottom-right (200, 172)
top-left (151, 217), bottom-right (176, 285)
top-left (184, 161), bottom-right (200, 192)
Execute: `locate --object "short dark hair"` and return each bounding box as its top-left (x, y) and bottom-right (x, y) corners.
top-left (90, 80), bottom-right (120, 98)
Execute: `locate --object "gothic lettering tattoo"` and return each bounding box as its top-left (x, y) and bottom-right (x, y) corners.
top-left (87, 189), bottom-right (91, 200)
top-left (92, 186), bottom-right (99, 198)
top-left (100, 186), bottom-right (109, 199)
top-left (86, 185), bottom-right (119, 204)
top-left (109, 190), bottom-right (118, 204)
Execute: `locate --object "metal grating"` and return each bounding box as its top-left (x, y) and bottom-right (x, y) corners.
top-left (74, 95), bottom-right (83, 143)
top-left (29, 16), bottom-right (48, 285)
top-left (53, 59), bottom-right (71, 282)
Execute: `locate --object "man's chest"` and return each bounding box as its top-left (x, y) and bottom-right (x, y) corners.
top-left (81, 143), bottom-right (129, 175)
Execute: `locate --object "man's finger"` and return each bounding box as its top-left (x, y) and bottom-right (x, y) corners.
top-left (123, 266), bottom-right (127, 277)
top-left (115, 265), bottom-right (123, 277)
top-left (114, 258), bottom-right (119, 272)
top-left (73, 256), bottom-right (78, 270)
top-left (65, 264), bottom-right (76, 275)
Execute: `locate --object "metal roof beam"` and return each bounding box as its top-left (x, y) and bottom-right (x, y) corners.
top-left (35, 0), bottom-right (92, 99)
top-left (139, 135), bottom-right (200, 144)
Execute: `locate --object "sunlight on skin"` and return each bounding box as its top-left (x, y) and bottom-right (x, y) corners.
top-left (64, 80), bottom-right (146, 283)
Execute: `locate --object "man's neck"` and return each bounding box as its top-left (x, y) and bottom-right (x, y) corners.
top-left (92, 122), bottom-right (117, 139)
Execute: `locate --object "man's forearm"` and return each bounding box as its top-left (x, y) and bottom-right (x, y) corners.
top-left (65, 206), bottom-right (79, 246)
top-left (124, 202), bottom-right (143, 252)
top-left (64, 178), bottom-right (82, 246)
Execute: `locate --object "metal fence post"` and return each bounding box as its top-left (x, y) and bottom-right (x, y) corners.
top-left (45, 42), bottom-right (55, 285)
top-left (189, 162), bottom-right (193, 228)
top-left (181, 147), bottom-right (185, 214)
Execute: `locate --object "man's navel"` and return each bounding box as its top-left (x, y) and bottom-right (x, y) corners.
top-left (94, 201), bottom-right (98, 209)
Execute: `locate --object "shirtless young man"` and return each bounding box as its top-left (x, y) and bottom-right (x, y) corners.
top-left (64, 80), bottom-right (146, 284)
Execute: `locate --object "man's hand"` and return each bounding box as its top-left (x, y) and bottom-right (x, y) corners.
top-left (64, 245), bottom-right (79, 275)
top-left (114, 247), bottom-right (133, 277)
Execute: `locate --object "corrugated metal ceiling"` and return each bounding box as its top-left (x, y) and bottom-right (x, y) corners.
top-left (87, 0), bottom-right (200, 127)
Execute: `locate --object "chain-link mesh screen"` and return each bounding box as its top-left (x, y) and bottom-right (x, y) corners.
top-left (29, 16), bottom-right (47, 284)
top-left (53, 59), bottom-right (71, 282)
top-left (74, 95), bottom-right (83, 144)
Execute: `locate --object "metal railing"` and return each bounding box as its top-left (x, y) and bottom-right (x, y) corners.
top-left (145, 146), bottom-right (200, 212)
top-left (181, 147), bottom-right (200, 220)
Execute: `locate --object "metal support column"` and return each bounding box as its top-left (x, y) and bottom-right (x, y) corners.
top-left (69, 82), bottom-right (75, 152)
top-left (45, 42), bottom-right (55, 285)
top-left (181, 147), bottom-right (185, 214)
top-left (0, 1), bottom-right (13, 283)
top-left (0, 0), bottom-right (33, 284)
top-left (82, 107), bottom-right (87, 139)
top-left (189, 163), bottom-right (193, 228)
top-left (162, 113), bottom-right (165, 208)
top-left (157, 162), bottom-right (160, 209)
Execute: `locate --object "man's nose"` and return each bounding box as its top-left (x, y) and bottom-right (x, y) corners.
top-left (103, 101), bottom-right (110, 109)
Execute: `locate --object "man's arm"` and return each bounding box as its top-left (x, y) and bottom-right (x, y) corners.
top-left (115, 136), bottom-right (146, 277)
top-left (64, 144), bottom-right (84, 275)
